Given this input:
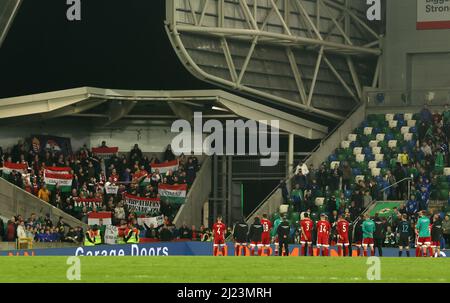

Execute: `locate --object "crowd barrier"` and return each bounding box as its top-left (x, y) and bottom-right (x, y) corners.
top-left (1, 241), bottom-right (447, 257)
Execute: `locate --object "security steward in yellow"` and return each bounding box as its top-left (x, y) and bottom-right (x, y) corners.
top-left (124, 223), bottom-right (140, 244)
top-left (84, 225), bottom-right (102, 246)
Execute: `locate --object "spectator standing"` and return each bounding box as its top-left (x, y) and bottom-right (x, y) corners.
top-left (291, 184), bottom-right (303, 212)
top-left (144, 223), bottom-right (159, 239)
top-left (373, 214), bottom-right (386, 256)
top-left (38, 184), bottom-right (51, 203)
top-left (178, 222), bottom-right (192, 239)
top-left (341, 162), bottom-right (352, 191)
top-left (442, 215), bottom-right (450, 249)
top-left (406, 195), bottom-right (419, 219)
top-left (279, 180), bottom-right (289, 204)
top-left (164, 145), bottom-right (176, 162)
top-left (129, 144), bottom-right (143, 163)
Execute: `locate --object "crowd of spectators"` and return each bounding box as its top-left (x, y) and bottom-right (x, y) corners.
top-left (0, 213), bottom-right (84, 244)
top-left (276, 105), bottom-right (450, 249)
top-left (0, 139), bottom-right (202, 243)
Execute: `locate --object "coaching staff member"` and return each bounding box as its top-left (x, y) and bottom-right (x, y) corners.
top-left (277, 216), bottom-right (291, 256)
top-left (233, 218), bottom-right (249, 256)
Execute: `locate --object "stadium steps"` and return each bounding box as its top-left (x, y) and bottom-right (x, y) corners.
top-left (0, 177), bottom-right (87, 230)
top-left (247, 107), bottom-right (450, 226)
top-left (243, 104), bottom-right (367, 225)
top-left (173, 156), bottom-right (212, 228)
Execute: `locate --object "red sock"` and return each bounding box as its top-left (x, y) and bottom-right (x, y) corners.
top-left (251, 248), bottom-right (255, 256)
top-left (301, 246), bottom-right (305, 256)
top-left (235, 246), bottom-right (239, 256)
top-left (428, 247), bottom-right (433, 257)
top-left (308, 246), bottom-right (313, 256)
top-left (337, 246), bottom-right (342, 256)
top-left (371, 248), bottom-right (375, 256)
top-left (344, 246), bottom-right (349, 257)
top-left (221, 247), bottom-right (226, 256)
top-left (363, 250), bottom-right (367, 257)
top-left (356, 248), bottom-right (360, 256)
top-left (324, 248), bottom-right (328, 256)
top-left (257, 248), bottom-right (262, 256)
top-left (213, 246), bottom-right (218, 256)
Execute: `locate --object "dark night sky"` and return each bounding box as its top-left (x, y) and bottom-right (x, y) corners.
top-left (0, 0), bottom-right (211, 98)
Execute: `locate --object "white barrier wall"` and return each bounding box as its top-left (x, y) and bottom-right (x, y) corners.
top-left (0, 124), bottom-right (193, 154)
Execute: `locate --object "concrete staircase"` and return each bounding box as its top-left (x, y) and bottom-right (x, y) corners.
top-left (0, 178), bottom-right (87, 229)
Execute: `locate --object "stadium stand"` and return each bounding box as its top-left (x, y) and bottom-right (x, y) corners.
top-left (0, 138), bottom-right (203, 244)
top-left (266, 105), bottom-right (450, 248)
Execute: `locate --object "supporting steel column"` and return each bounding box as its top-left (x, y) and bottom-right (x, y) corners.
top-left (227, 155), bottom-right (233, 227)
top-left (213, 154), bottom-right (219, 224)
top-left (221, 156), bottom-right (227, 219)
top-left (288, 133), bottom-right (294, 177)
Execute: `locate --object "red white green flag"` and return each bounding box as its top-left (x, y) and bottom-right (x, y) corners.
top-left (88, 211), bottom-right (112, 225)
top-left (1, 162), bottom-right (28, 175)
top-left (150, 160), bottom-right (179, 175)
top-left (92, 147), bottom-right (119, 158)
top-left (158, 183), bottom-right (187, 204)
top-left (44, 170), bottom-right (73, 192)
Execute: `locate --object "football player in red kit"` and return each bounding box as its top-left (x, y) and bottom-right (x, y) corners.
top-left (300, 212), bottom-right (314, 256)
top-left (336, 215), bottom-right (350, 256)
top-left (316, 214), bottom-right (331, 256)
top-left (260, 214), bottom-right (272, 254)
top-left (212, 216), bottom-right (227, 256)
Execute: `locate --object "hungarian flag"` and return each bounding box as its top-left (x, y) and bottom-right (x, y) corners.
top-left (158, 183), bottom-right (187, 204)
top-left (140, 175), bottom-right (151, 187)
top-left (88, 211), bottom-right (112, 225)
top-left (44, 170), bottom-right (73, 192)
top-left (150, 160), bottom-right (179, 175)
top-left (74, 198), bottom-right (103, 212)
top-left (92, 147), bottom-right (119, 158)
top-left (1, 162), bottom-right (28, 175)
top-left (45, 166), bottom-right (71, 174)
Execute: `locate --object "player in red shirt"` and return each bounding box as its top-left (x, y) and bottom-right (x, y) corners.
top-left (316, 214), bottom-right (331, 256)
top-left (336, 215), bottom-right (350, 256)
top-left (300, 212), bottom-right (314, 256)
top-left (260, 214), bottom-right (272, 254)
top-left (212, 216), bottom-right (227, 256)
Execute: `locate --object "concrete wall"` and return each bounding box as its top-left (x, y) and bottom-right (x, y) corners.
top-left (173, 157), bottom-right (211, 228)
top-left (0, 123), bottom-right (179, 153)
top-left (0, 178), bottom-right (87, 229)
top-left (382, 0), bottom-right (450, 91)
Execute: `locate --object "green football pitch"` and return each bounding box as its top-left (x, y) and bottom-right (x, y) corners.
top-left (0, 256), bottom-right (449, 283)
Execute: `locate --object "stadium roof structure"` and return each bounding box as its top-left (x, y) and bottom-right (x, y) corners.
top-left (165, 0), bottom-right (383, 121)
top-left (0, 0), bottom-right (22, 48)
top-left (0, 87), bottom-right (328, 139)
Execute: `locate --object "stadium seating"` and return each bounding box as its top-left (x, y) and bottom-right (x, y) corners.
top-left (320, 111), bottom-right (450, 202)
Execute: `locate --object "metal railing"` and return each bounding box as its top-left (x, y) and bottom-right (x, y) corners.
top-left (350, 177), bottom-right (412, 239)
top-left (245, 102), bottom-right (365, 222)
top-left (365, 87), bottom-right (450, 108)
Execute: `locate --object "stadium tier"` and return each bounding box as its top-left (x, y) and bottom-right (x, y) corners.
top-left (265, 107), bottom-right (450, 250)
top-left (0, 140), bottom-right (202, 245)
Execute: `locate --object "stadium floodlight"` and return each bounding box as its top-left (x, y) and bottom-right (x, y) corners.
top-left (165, 0), bottom-right (382, 121)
